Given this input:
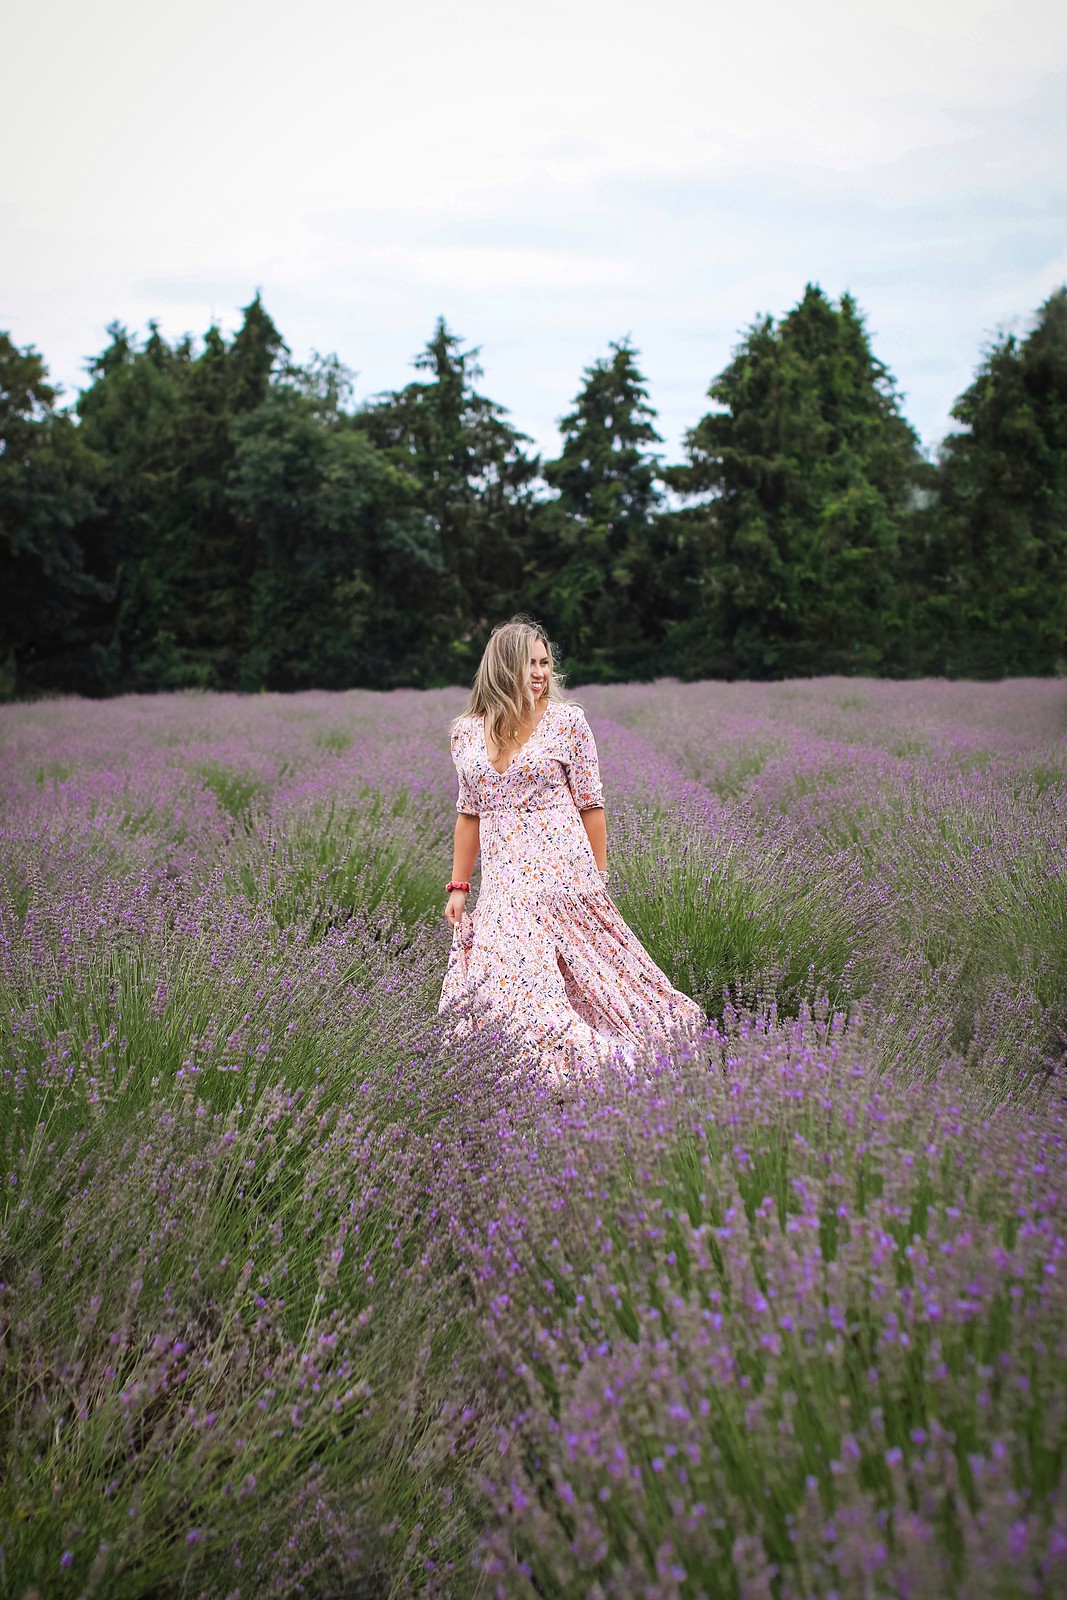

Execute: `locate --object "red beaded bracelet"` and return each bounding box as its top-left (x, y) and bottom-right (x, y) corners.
top-left (446, 880), bottom-right (471, 894)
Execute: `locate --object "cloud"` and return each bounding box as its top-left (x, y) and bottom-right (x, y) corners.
top-left (4, 1), bottom-right (1066, 461)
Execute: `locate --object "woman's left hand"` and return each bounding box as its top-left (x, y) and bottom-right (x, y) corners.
top-left (445, 889), bottom-right (469, 928)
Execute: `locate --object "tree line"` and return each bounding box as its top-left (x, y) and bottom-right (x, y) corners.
top-left (2, 283), bottom-right (1065, 698)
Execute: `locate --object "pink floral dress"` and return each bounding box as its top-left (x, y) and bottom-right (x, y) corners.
top-left (438, 699), bottom-right (705, 1080)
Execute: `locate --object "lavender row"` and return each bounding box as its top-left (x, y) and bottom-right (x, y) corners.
top-left (0, 677), bottom-right (1064, 1596)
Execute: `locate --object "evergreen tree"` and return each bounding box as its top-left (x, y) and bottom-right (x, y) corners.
top-left (358, 319), bottom-right (539, 674)
top-left (165, 299), bottom-right (288, 684)
top-left (671, 286), bottom-right (925, 678)
top-left (12, 286), bottom-right (1066, 698)
top-left (927, 288), bottom-right (1067, 676)
top-left (78, 321), bottom-right (194, 689)
top-left (166, 324), bottom-right (243, 684)
top-left (228, 356), bottom-right (436, 689)
top-left (227, 292), bottom-right (285, 414)
top-left (0, 334), bottom-right (105, 697)
top-left (77, 299), bottom-right (287, 690)
top-left (535, 340), bottom-right (669, 676)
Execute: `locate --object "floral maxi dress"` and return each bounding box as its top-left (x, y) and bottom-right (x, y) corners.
top-left (438, 699), bottom-right (705, 1080)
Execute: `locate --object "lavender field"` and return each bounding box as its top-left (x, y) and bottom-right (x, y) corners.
top-left (2, 677), bottom-right (1066, 1599)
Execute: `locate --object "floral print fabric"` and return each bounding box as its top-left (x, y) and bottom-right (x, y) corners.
top-left (439, 699), bottom-right (705, 1080)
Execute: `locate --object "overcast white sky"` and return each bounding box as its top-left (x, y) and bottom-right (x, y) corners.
top-left (4, 0), bottom-right (1066, 462)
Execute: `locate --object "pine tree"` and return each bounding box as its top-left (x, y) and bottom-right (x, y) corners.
top-left (536, 339), bottom-right (667, 676)
top-left (228, 292), bottom-right (285, 414)
top-left (671, 286), bottom-right (925, 678)
top-left (78, 321), bottom-right (192, 689)
top-left (77, 301), bottom-right (287, 690)
top-left (0, 335), bottom-right (105, 696)
top-left (358, 319), bottom-right (539, 674)
top-left (168, 300), bottom-right (288, 684)
top-left (928, 288), bottom-right (1067, 675)
top-left (228, 356), bottom-right (434, 689)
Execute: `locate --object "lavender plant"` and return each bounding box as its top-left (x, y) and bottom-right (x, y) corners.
top-left (0, 677), bottom-right (1063, 1597)
top-left (470, 1015), bottom-right (1067, 1599)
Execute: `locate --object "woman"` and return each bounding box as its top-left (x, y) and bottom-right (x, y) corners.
top-left (439, 616), bottom-right (705, 1082)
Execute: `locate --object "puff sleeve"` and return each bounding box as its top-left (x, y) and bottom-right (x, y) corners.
top-left (451, 721), bottom-right (480, 816)
top-left (564, 706), bottom-right (604, 810)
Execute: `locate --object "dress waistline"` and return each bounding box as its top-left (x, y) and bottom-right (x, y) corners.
top-left (480, 798), bottom-right (574, 816)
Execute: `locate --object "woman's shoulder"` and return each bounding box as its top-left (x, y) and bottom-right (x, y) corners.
top-left (450, 711), bottom-right (482, 745)
top-left (551, 698), bottom-right (589, 729)
top-left (551, 696), bottom-right (584, 719)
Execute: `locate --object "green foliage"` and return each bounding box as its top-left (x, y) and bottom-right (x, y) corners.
top-left (76, 298), bottom-right (289, 693)
top-left (4, 285), bottom-right (1067, 696)
top-left (669, 286), bottom-right (926, 679)
top-left (357, 318), bottom-right (540, 679)
top-left (535, 339), bottom-right (690, 677)
top-left (917, 288), bottom-right (1067, 676)
top-left (0, 335), bottom-right (107, 697)
top-left (227, 360), bottom-right (436, 690)
top-left (0, 934), bottom-right (452, 1598)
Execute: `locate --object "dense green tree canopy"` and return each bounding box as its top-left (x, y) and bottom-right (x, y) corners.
top-left (227, 356), bottom-right (437, 689)
top-left (670, 286), bottom-right (926, 678)
top-left (358, 320), bottom-right (540, 676)
top-left (75, 298), bottom-right (288, 690)
top-left (533, 339), bottom-right (691, 678)
top-left (2, 284), bottom-right (1065, 698)
top-left (0, 335), bottom-right (105, 696)
top-left (928, 289), bottom-right (1067, 676)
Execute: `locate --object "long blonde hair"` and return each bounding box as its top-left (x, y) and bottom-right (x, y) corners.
top-left (458, 616), bottom-right (568, 753)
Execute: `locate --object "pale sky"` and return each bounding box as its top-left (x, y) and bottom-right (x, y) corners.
top-left (5, 0), bottom-right (1066, 464)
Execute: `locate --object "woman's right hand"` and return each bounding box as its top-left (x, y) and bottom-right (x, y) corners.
top-left (445, 890), bottom-right (469, 928)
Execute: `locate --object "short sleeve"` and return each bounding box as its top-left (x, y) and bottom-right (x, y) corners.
top-left (565, 706), bottom-right (604, 810)
top-left (451, 722), bottom-right (479, 816)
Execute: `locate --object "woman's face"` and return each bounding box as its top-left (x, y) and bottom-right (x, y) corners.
top-left (526, 639), bottom-right (551, 701)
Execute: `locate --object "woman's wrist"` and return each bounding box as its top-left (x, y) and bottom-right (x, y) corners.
top-left (446, 880), bottom-right (471, 895)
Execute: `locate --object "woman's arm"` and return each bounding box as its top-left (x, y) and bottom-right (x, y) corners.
top-left (580, 806), bottom-right (607, 873)
top-left (566, 709), bottom-right (605, 869)
top-left (445, 813), bottom-right (480, 927)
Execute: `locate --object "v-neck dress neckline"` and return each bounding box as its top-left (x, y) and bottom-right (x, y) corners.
top-left (482, 700), bottom-right (552, 775)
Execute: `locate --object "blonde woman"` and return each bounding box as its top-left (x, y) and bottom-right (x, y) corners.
top-left (439, 616), bottom-right (704, 1080)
